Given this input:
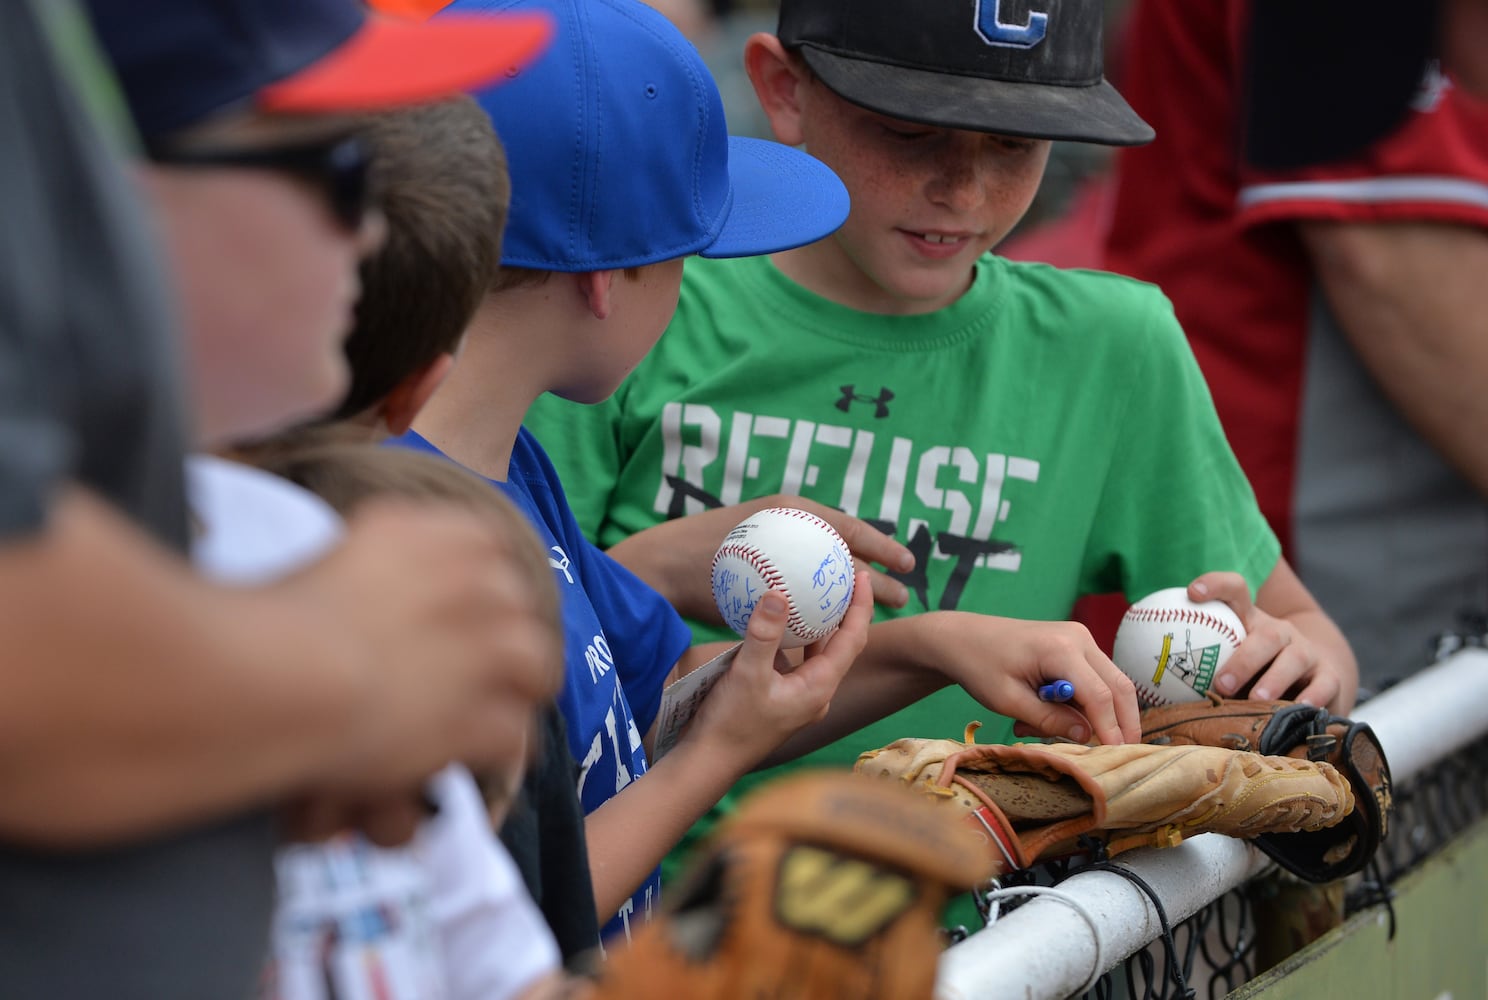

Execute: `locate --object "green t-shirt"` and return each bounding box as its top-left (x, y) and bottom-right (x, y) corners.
top-left (525, 251), bottom-right (1279, 891)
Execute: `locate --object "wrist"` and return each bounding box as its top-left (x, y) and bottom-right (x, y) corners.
top-left (656, 729), bottom-right (754, 794)
top-left (872, 612), bottom-right (955, 678)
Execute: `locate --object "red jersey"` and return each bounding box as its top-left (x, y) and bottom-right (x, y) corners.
top-left (1104, 0), bottom-right (1488, 547)
top-left (1100, 0), bottom-right (1488, 685)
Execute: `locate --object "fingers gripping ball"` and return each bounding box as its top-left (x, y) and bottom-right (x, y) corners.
top-left (711, 507), bottom-right (855, 648)
top-left (1112, 587), bottom-right (1247, 707)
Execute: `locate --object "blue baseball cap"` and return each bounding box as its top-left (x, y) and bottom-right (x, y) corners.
top-left (443, 0), bottom-right (850, 269)
top-left (84, 0), bottom-right (553, 142)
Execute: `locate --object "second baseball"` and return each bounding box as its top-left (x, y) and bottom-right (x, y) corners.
top-left (711, 507), bottom-right (855, 648)
top-left (1112, 587), bottom-right (1247, 707)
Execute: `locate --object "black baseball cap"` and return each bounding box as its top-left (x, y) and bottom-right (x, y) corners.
top-left (778, 0), bottom-right (1152, 146)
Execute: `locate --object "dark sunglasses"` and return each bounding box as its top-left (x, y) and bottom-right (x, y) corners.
top-left (149, 133), bottom-right (374, 232)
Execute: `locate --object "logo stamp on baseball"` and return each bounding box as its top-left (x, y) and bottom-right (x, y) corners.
top-left (1111, 587), bottom-right (1247, 707)
top-left (711, 507), bottom-right (855, 649)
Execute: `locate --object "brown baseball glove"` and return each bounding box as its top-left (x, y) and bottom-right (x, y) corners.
top-left (1141, 693), bottom-right (1392, 883)
top-left (590, 770), bottom-right (992, 1000)
top-left (854, 723), bottom-right (1355, 875)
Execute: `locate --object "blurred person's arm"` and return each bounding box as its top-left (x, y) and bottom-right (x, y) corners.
top-left (1300, 220), bottom-right (1488, 496)
top-left (0, 487), bottom-right (559, 848)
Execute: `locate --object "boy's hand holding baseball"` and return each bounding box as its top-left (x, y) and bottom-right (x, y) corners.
top-left (578, 572), bottom-right (871, 919)
top-left (1187, 572), bottom-right (1358, 714)
top-left (683, 570), bottom-right (873, 769)
top-left (921, 614), bottom-right (1142, 746)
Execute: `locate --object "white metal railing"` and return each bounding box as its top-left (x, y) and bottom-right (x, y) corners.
top-left (935, 647), bottom-right (1488, 1000)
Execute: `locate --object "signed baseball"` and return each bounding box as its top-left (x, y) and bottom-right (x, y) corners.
top-left (711, 507), bottom-right (855, 648)
top-left (1111, 587), bottom-right (1247, 707)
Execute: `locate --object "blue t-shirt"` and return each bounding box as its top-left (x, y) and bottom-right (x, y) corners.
top-left (390, 428), bottom-right (692, 942)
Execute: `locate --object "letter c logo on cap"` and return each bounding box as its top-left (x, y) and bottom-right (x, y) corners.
top-left (974, 0), bottom-right (1048, 48)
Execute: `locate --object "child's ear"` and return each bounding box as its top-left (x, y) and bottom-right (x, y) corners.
top-left (379, 352), bottom-right (455, 435)
top-left (575, 270), bottom-right (617, 321)
top-left (744, 33), bottom-right (808, 148)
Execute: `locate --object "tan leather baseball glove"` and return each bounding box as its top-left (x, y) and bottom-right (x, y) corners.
top-left (590, 770), bottom-right (993, 1000)
top-left (1141, 693), bottom-right (1392, 882)
top-left (854, 723), bottom-right (1355, 875)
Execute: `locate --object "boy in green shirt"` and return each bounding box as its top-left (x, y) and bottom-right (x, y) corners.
top-left (525, 0), bottom-right (1357, 811)
top-left (406, 0), bottom-right (1158, 940)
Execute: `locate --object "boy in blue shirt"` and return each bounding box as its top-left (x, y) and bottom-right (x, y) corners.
top-left (403, 0), bottom-right (1142, 942)
top-left (397, 0), bottom-right (868, 941)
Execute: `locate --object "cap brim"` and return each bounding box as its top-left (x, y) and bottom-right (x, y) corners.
top-left (801, 46), bottom-right (1154, 147)
top-left (260, 12), bottom-right (552, 113)
top-left (366, 0), bottom-right (458, 18)
top-left (699, 137), bottom-right (851, 259)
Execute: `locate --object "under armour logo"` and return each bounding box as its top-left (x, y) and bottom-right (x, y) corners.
top-left (835, 385), bottom-right (894, 418)
top-left (549, 545), bottom-right (574, 585)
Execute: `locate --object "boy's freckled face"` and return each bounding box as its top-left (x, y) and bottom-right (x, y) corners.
top-left (793, 83), bottom-right (1051, 314)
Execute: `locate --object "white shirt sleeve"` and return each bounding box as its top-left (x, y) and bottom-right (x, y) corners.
top-left (419, 766), bottom-right (562, 1000)
top-left (186, 454), bottom-right (345, 584)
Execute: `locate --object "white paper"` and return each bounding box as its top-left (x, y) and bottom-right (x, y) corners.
top-left (650, 643), bottom-right (741, 760)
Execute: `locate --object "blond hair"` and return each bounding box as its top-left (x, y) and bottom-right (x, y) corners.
top-left (249, 428), bottom-right (562, 817)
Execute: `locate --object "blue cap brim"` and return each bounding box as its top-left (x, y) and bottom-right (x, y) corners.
top-left (699, 137), bottom-right (850, 259)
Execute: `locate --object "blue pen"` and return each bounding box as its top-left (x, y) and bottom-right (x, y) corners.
top-left (1038, 680), bottom-right (1075, 703)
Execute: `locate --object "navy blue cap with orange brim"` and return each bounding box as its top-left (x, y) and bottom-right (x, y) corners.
top-left (84, 0), bottom-right (553, 142)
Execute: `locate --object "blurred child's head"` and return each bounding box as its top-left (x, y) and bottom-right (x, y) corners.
top-left (84, 0), bottom-right (550, 445)
top-left (743, 0), bottom-right (1152, 314)
top-left (330, 96), bottom-right (510, 429)
top-left (441, 0), bottom-right (851, 400)
top-left (252, 429), bottom-right (561, 822)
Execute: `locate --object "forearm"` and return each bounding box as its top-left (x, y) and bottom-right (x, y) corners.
top-left (583, 737), bottom-right (750, 920)
top-left (1300, 220), bottom-right (1488, 496)
top-left (607, 531), bottom-right (710, 620)
top-left (764, 609), bottom-right (1141, 756)
top-left (0, 489), bottom-right (364, 845)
